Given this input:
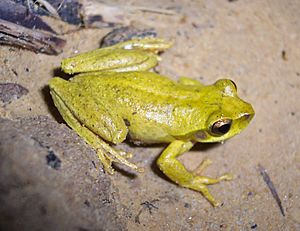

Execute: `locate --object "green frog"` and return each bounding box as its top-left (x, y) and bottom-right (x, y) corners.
top-left (49, 38), bottom-right (254, 206)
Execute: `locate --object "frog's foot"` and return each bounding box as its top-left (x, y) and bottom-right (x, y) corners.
top-left (157, 141), bottom-right (233, 207)
top-left (95, 140), bottom-right (144, 175)
top-left (185, 161), bottom-right (233, 206)
top-left (184, 176), bottom-right (231, 207)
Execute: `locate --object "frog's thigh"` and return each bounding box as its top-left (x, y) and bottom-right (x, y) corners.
top-left (157, 140), bottom-right (232, 206)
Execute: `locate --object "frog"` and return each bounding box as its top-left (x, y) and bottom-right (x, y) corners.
top-left (49, 37), bottom-right (255, 206)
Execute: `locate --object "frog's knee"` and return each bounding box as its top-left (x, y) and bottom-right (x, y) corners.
top-left (49, 77), bottom-right (68, 92)
top-left (156, 154), bottom-right (167, 171)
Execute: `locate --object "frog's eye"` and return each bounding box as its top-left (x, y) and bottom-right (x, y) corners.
top-left (210, 119), bottom-right (232, 136)
top-left (229, 80), bottom-right (237, 90)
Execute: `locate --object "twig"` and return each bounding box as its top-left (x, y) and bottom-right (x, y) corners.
top-left (258, 164), bottom-right (285, 216)
top-left (0, 19), bottom-right (66, 55)
top-left (34, 0), bottom-right (61, 19)
top-left (56, 0), bottom-right (65, 12)
top-left (125, 5), bottom-right (177, 15)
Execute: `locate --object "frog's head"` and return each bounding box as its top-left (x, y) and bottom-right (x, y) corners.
top-left (194, 79), bottom-right (255, 143)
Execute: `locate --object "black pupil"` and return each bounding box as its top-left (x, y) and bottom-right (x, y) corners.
top-left (218, 123), bottom-right (230, 134)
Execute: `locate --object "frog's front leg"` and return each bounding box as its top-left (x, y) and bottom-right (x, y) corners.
top-left (157, 140), bottom-right (232, 206)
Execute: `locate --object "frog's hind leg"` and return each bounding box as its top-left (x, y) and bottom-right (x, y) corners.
top-left (49, 78), bottom-right (142, 174)
top-left (62, 38), bottom-right (173, 74)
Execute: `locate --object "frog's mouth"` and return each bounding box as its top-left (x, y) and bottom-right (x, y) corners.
top-left (193, 112), bottom-right (254, 143)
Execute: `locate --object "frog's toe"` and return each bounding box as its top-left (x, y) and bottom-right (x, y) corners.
top-left (192, 159), bottom-right (233, 182)
top-left (119, 150), bottom-right (133, 159)
top-left (192, 158), bottom-right (213, 176)
top-left (185, 181), bottom-right (220, 206)
top-left (219, 173), bottom-right (234, 181)
top-left (114, 149), bottom-right (144, 172)
top-left (96, 149), bottom-right (115, 174)
top-left (96, 142), bottom-right (143, 173)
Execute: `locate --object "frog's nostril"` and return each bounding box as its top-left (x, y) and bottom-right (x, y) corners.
top-left (243, 113), bottom-right (251, 120)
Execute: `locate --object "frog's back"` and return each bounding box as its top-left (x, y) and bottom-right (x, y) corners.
top-left (72, 71), bottom-right (201, 100)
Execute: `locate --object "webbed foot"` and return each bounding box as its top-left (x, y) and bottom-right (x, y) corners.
top-left (96, 141), bottom-right (144, 174)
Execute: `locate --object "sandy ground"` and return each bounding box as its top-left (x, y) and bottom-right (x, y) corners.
top-left (1, 0), bottom-right (299, 230)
